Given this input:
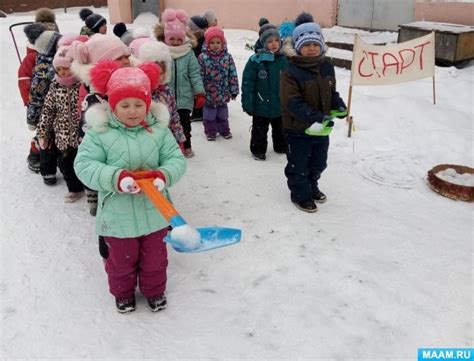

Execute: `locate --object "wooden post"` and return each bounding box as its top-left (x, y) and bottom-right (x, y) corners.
top-left (347, 116), bottom-right (354, 138)
top-left (346, 85), bottom-right (353, 138)
top-left (432, 75), bottom-right (436, 105)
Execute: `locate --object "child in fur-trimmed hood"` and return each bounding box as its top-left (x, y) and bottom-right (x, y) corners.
top-left (160, 8), bottom-right (205, 158)
top-left (74, 60), bottom-right (186, 314)
top-left (138, 40), bottom-right (186, 150)
top-left (37, 42), bottom-right (85, 202)
top-left (69, 33), bottom-right (132, 217)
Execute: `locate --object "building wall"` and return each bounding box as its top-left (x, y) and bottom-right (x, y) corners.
top-left (107, 0), bottom-right (337, 28)
top-left (167, 0), bottom-right (337, 29)
top-left (106, 0), bottom-right (473, 29)
top-left (0, 0), bottom-right (106, 13)
top-left (414, 2), bottom-right (474, 25)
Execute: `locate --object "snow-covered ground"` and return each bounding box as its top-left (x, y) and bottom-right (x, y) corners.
top-left (1, 7), bottom-right (473, 361)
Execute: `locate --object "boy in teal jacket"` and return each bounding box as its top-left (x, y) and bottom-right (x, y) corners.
top-left (74, 60), bottom-right (186, 314)
top-left (241, 22), bottom-right (288, 160)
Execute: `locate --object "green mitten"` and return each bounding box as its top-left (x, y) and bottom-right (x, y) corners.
top-left (330, 107), bottom-right (348, 119)
top-left (305, 119), bottom-right (335, 136)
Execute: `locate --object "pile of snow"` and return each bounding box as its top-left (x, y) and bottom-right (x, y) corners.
top-left (1, 7), bottom-right (472, 360)
top-left (436, 168), bottom-right (474, 187)
top-left (169, 224), bottom-right (202, 250)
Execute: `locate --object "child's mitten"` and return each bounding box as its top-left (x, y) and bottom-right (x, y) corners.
top-left (153, 178), bottom-right (166, 191)
top-left (305, 116), bottom-right (334, 136)
top-left (144, 170), bottom-right (167, 191)
top-left (194, 94), bottom-right (206, 109)
top-left (118, 171), bottom-right (140, 193)
top-left (330, 107), bottom-right (348, 119)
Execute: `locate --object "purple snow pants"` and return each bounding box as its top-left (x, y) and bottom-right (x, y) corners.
top-left (203, 104), bottom-right (230, 137)
top-left (103, 228), bottom-right (168, 299)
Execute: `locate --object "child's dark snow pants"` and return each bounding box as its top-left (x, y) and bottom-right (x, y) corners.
top-left (284, 133), bottom-right (329, 203)
top-left (104, 228), bottom-right (168, 299)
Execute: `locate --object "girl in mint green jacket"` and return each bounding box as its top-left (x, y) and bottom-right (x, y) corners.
top-left (74, 60), bottom-right (186, 314)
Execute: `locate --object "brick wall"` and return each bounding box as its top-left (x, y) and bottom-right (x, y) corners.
top-left (0, 0), bottom-right (107, 14)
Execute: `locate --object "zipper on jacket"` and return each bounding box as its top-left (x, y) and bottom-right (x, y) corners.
top-left (101, 191), bottom-right (116, 209)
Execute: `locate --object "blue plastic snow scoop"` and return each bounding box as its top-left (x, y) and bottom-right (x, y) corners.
top-left (135, 175), bottom-right (241, 253)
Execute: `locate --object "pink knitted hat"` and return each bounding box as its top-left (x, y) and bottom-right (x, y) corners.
top-left (58, 33), bottom-right (88, 47)
top-left (162, 8), bottom-right (188, 44)
top-left (129, 37), bottom-right (154, 58)
top-left (70, 34), bottom-right (131, 65)
top-left (204, 26), bottom-right (226, 45)
top-left (90, 60), bottom-right (161, 111)
top-left (53, 34), bottom-right (88, 68)
top-left (53, 46), bottom-right (73, 69)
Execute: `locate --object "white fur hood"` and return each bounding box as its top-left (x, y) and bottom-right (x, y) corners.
top-left (85, 101), bottom-right (170, 133)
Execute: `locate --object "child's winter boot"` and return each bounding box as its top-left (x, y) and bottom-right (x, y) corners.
top-left (43, 174), bottom-right (57, 186)
top-left (312, 190), bottom-right (327, 203)
top-left (64, 191), bottom-right (85, 203)
top-left (294, 199), bottom-right (318, 213)
top-left (27, 138), bottom-right (41, 173)
top-left (184, 148), bottom-right (195, 158)
top-left (115, 296), bottom-right (136, 314)
top-left (253, 153), bottom-right (266, 161)
top-left (85, 189), bottom-right (98, 216)
top-left (222, 132), bottom-right (233, 139)
top-left (147, 294), bottom-right (167, 312)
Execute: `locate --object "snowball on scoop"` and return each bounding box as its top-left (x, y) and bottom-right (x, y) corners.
top-left (169, 224), bottom-right (202, 250)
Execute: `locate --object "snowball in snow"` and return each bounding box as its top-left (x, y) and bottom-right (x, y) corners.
top-left (170, 224), bottom-right (202, 250)
top-left (436, 169), bottom-right (474, 187)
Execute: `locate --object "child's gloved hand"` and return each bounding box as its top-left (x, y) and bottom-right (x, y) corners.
top-left (118, 171), bottom-right (140, 194)
top-left (153, 178), bottom-right (166, 191)
top-left (144, 170), bottom-right (167, 191)
top-left (330, 107), bottom-right (348, 119)
top-left (194, 94), bottom-right (206, 109)
top-left (305, 116), bottom-right (334, 136)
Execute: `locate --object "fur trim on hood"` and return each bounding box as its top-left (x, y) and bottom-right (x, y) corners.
top-left (149, 101), bottom-right (170, 127)
top-left (137, 41), bottom-right (172, 84)
top-left (85, 101), bottom-right (170, 133)
top-left (85, 102), bottom-right (109, 133)
top-left (71, 60), bottom-right (92, 85)
top-left (153, 23), bottom-right (165, 42)
top-left (192, 28), bottom-right (205, 41)
top-left (72, 57), bottom-right (140, 86)
top-left (35, 8), bottom-right (56, 23)
top-left (282, 37), bottom-right (297, 58)
top-left (186, 30), bottom-right (198, 48)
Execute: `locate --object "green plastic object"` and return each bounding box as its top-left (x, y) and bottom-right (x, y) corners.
top-left (330, 109), bottom-right (348, 118)
top-left (305, 119), bottom-right (334, 136)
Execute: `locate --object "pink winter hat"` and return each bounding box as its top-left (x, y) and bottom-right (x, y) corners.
top-left (53, 34), bottom-right (88, 68)
top-left (129, 27), bottom-right (155, 58)
top-left (70, 34), bottom-right (131, 65)
top-left (162, 8), bottom-right (188, 44)
top-left (90, 59), bottom-right (161, 111)
top-left (53, 46), bottom-right (73, 69)
top-left (204, 26), bottom-right (226, 45)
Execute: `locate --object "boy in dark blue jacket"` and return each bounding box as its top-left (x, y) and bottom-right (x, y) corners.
top-left (280, 13), bottom-right (347, 213)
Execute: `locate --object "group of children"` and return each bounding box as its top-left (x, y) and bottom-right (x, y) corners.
top-left (17, 7), bottom-right (346, 313)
